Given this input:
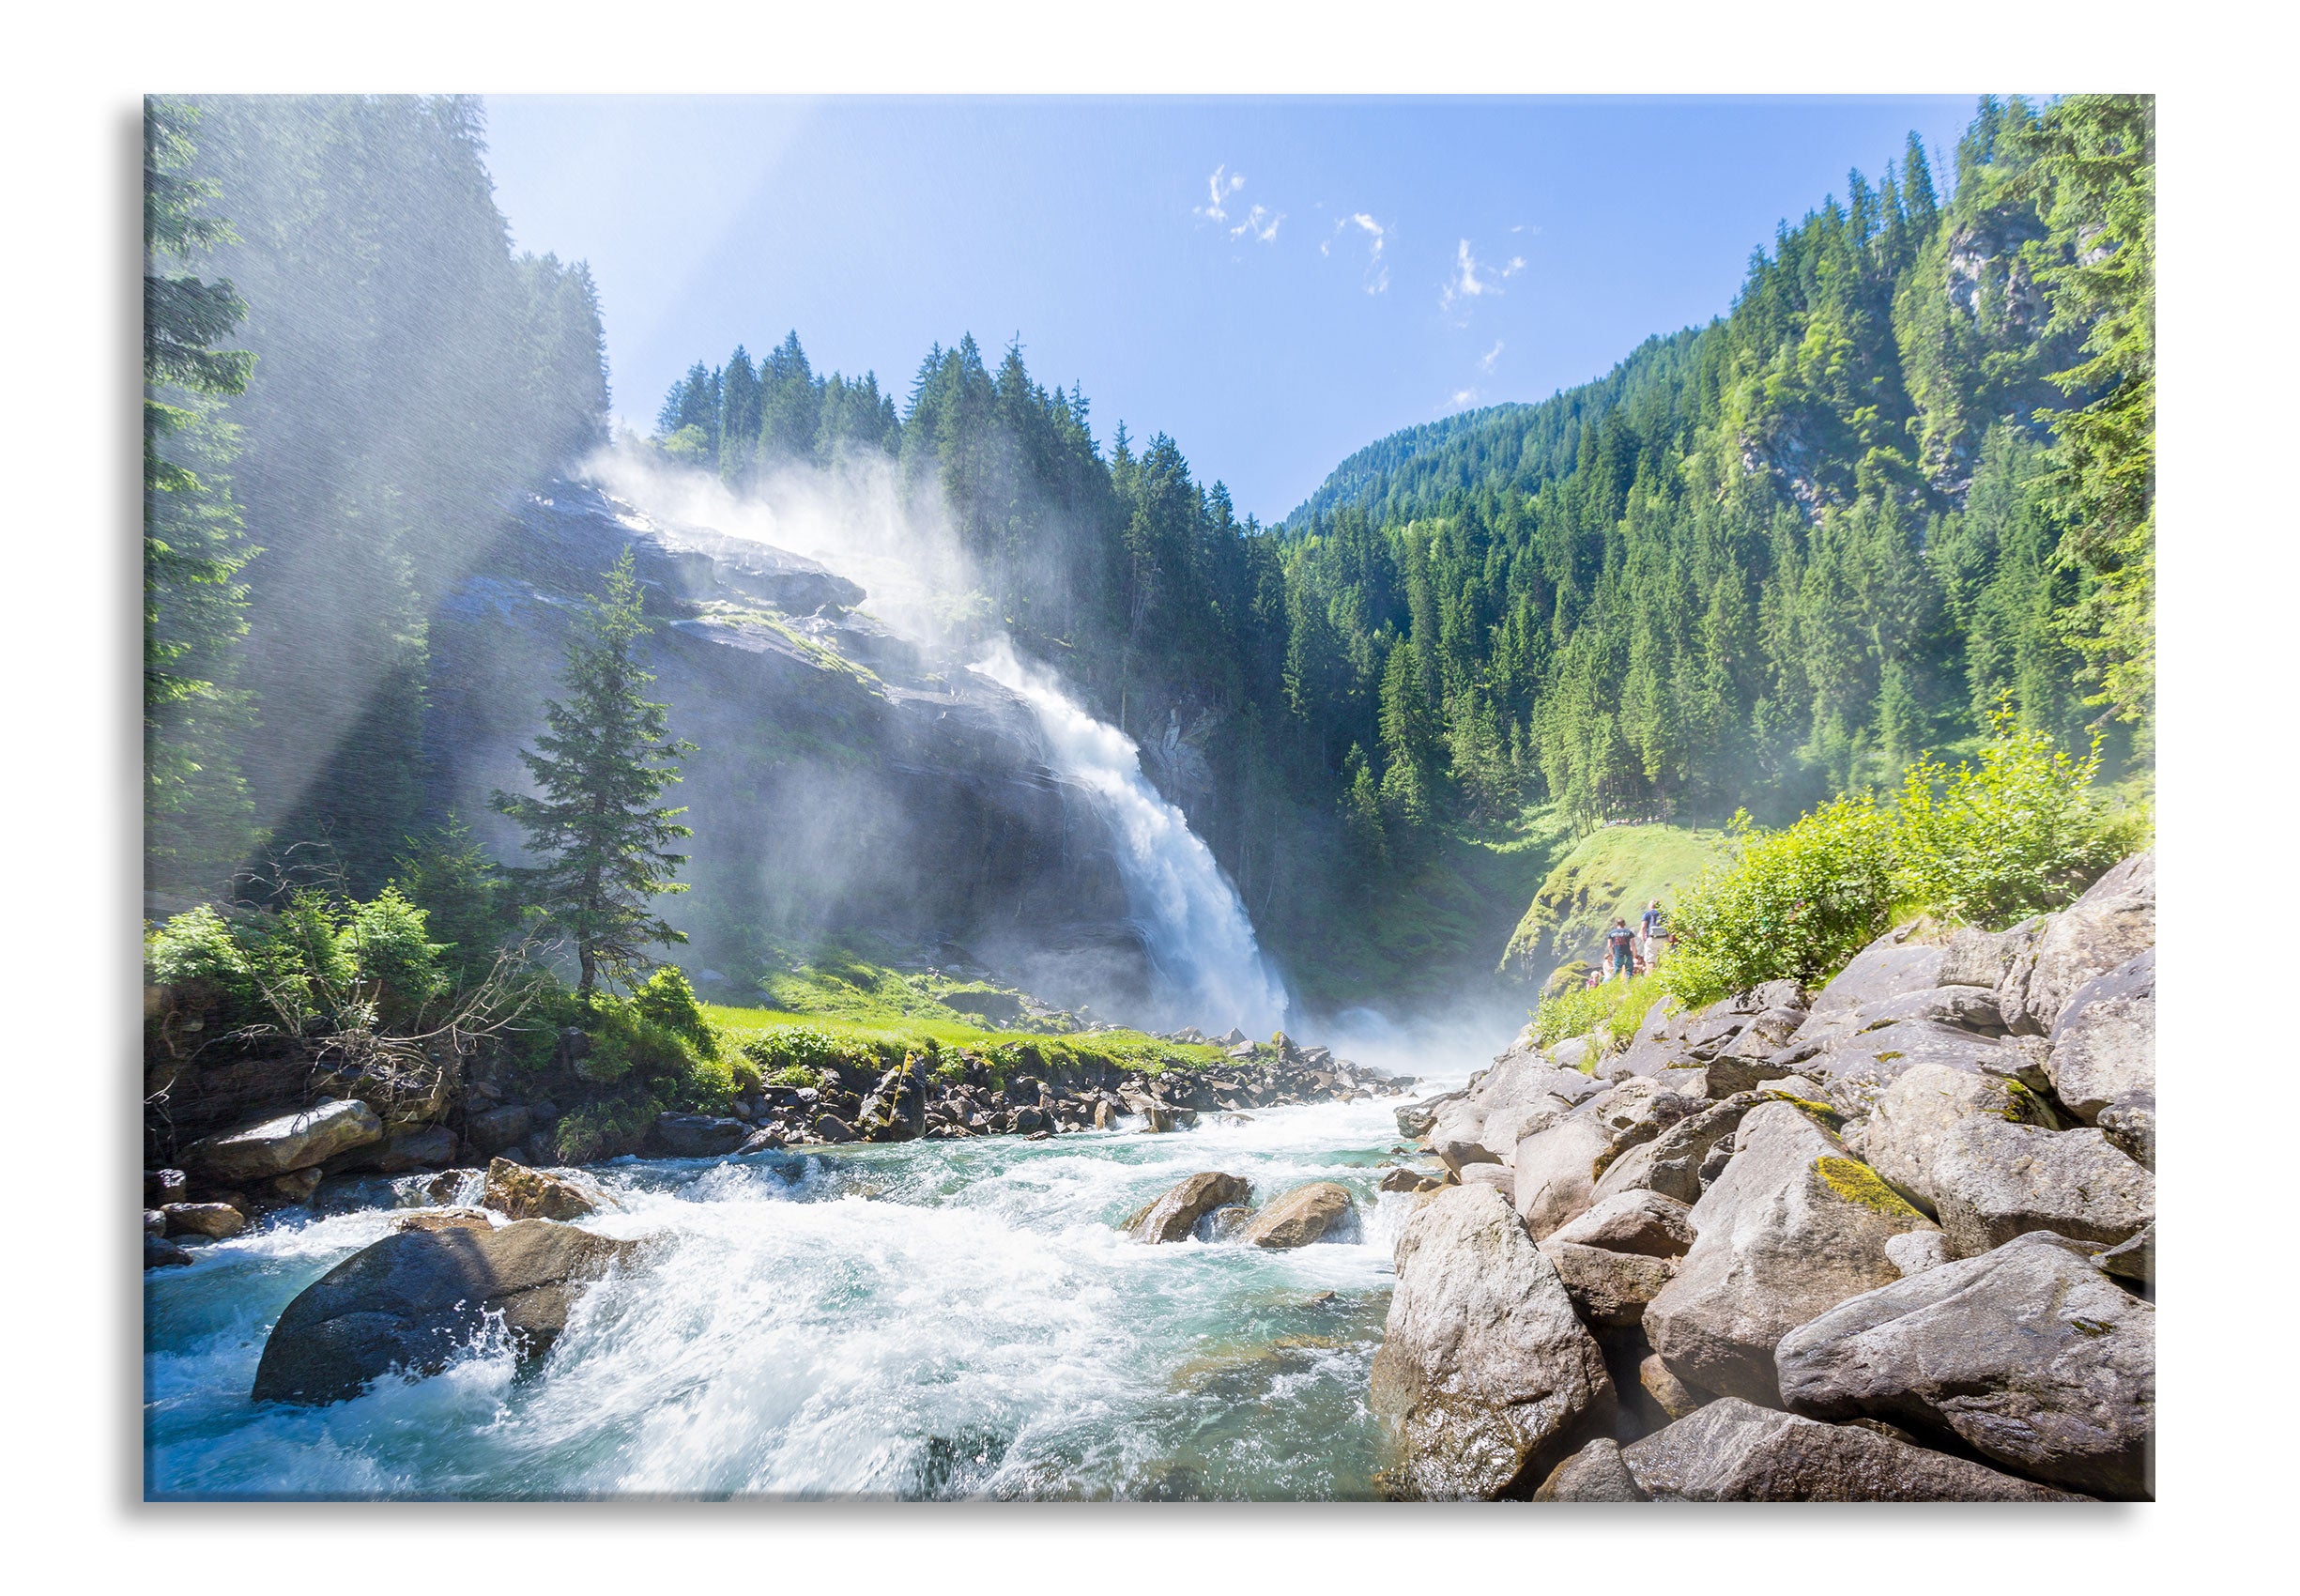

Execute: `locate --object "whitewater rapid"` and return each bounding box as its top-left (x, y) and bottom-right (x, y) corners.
top-left (970, 640), bottom-right (1290, 1039)
top-left (143, 1051), bottom-right (1490, 1500)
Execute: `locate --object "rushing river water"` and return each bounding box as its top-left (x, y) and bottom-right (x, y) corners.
top-left (145, 1035), bottom-right (1489, 1501)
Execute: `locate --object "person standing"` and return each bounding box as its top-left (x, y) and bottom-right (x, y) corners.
top-left (1604, 916), bottom-right (1637, 984)
top-left (1640, 898), bottom-right (1664, 964)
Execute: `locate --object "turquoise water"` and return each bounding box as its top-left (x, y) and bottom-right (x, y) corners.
top-left (144, 1065), bottom-right (1475, 1500)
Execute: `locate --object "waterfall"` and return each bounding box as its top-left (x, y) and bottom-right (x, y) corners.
top-left (971, 640), bottom-right (1290, 1038)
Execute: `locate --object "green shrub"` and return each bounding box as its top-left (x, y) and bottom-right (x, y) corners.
top-left (1892, 707), bottom-right (2122, 928)
top-left (1669, 795), bottom-right (1897, 996)
top-left (739, 1025), bottom-right (897, 1083)
top-left (553, 1097), bottom-right (655, 1164)
top-left (1530, 968), bottom-right (1678, 1052)
top-left (146, 905), bottom-right (269, 1033)
top-left (344, 886), bottom-right (448, 1029)
top-left (634, 965), bottom-right (715, 1054)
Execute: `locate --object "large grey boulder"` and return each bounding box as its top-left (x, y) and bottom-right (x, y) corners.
top-left (1516, 1077), bottom-right (1698, 1239)
top-left (1786, 926), bottom-right (1947, 1051)
top-left (188, 1097), bottom-right (384, 1181)
top-left (1928, 1119), bottom-right (2154, 1257)
top-left (1545, 1189), bottom-right (1695, 1257)
top-left (252, 1220), bottom-right (639, 1405)
top-left (1532, 1437), bottom-right (1649, 1501)
top-left (1127, 1172), bottom-right (1253, 1243)
top-left (1775, 1230), bottom-right (2154, 1498)
top-left (1539, 1241), bottom-right (1676, 1328)
top-left (2097, 1092), bottom-right (2156, 1169)
top-left (1238, 1181), bottom-right (1358, 1248)
top-left (1591, 1092), bottom-right (1764, 1205)
top-left (1643, 1102), bottom-right (1938, 1405)
top-left (1936, 916), bottom-right (2044, 990)
top-left (1851, 1061), bottom-right (2055, 1212)
top-left (2047, 950), bottom-right (2154, 1124)
top-left (1620, 1398), bottom-right (2080, 1501)
top-left (483, 1158), bottom-right (615, 1222)
top-left (652, 1113), bottom-right (750, 1158)
top-left (1816, 1021), bottom-right (2035, 1119)
top-left (1999, 852), bottom-right (2154, 1036)
top-left (1370, 1186), bottom-right (1616, 1498)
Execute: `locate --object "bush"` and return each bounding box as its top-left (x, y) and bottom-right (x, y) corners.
top-left (553, 1097), bottom-right (655, 1164)
top-left (146, 905), bottom-right (268, 1033)
top-left (1893, 708), bottom-right (2123, 928)
top-left (634, 966), bottom-right (714, 1055)
top-left (1668, 796), bottom-right (1897, 998)
top-left (344, 887), bottom-right (448, 1029)
top-left (1530, 967), bottom-right (1679, 1053)
top-left (739, 1025), bottom-right (897, 1083)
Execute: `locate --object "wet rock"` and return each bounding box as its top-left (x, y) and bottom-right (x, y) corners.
top-left (1928, 1120), bottom-right (2154, 1257)
top-left (652, 1113), bottom-right (750, 1158)
top-left (737, 1126), bottom-right (786, 1155)
top-left (1621, 1398), bottom-right (2081, 1501)
top-left (146, 1234), bottom-right (194, 1269)
top-left (1545, 1189), bottom-right (1696, 1258)
top-left (1370, 1186), bottom-right (1616, 1498)
top-left (1776, 1230), bottom-right (2153, 1497)
top-left (394, 1207), bottom-right (495, 1235)
top-left (145, 1207), bottom-right (168, 1236)
top-left (1643, 1102), bottom-right (1938, 1405)
top-left (1239, 1181), bottom-right (1358, 1248)
top-left (483, 1157), bottom-right (614, 1222)
top-left (2046, 950), bottom-right (2154, 1124)
top-left (347, 1124), bottom-right (459, 1174)
top-left (1532, 1437), bottom-right (1649, 1501)
top-left (188, 1097), bottom-right (385, 1181)
top-left (162, 1202), bottom-right (246, 1240)
top-left (271, 1167), bottom-right (323, 1204)
top-left (1540, 1240), bottom-right (1676, 1328)
top-left (252, 1220), bottom-right (640, 1405)
top-left (145, 1168), bottom-right (189, 1206)
top-left (1127, 1172), bottom-right (1254, 1243)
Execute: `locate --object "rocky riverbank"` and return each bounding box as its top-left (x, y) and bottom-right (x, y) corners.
top-left (1372, 851), bottom-right (2155, 1500)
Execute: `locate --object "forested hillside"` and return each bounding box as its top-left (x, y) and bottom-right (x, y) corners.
top-left (643, 95), bottom-right (2152, 999)
top-left (144, 95), bottom-right (610, 898)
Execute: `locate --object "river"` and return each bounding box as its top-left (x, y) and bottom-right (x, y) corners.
top-left (144, 1027), bottom-right (1491, 1501)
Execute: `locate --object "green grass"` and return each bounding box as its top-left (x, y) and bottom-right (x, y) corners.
top-left (1528, 967), bottom-right (1680, 1052)
top-left (1496, 820), bottom-right (1729, 979)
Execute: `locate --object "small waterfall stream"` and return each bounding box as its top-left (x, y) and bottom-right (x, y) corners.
top-left (971, 640), bottom-right (1290, 1038)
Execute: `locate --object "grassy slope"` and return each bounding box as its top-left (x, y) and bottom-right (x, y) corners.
top-left (1496, 821), bottom-right (1730, 980)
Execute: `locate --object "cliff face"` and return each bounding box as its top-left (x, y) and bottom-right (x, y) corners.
top-left (424, 483), bottom-right (1153, 1005)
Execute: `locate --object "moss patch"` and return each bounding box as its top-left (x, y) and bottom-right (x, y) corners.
top-left (1813, 1155), bottom-right (1926, 1221)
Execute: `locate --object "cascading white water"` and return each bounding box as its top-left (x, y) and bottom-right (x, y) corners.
top-left (971, 640), bottom-right (1290, 1038)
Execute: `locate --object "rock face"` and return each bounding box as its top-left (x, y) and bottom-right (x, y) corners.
top-left (1538, 1241), bottom-right (1676, 1328)
top-left (1127, 1172), bottom-right (1253, 1243)
top-left (188, 1097), bottom-right (384, 1181)
top-left (1532, 1437), bottom-right (1649, 1501)
top-left (1927, 1119), bottom-right (2154, 1257)
top-left (483, 1158), bottom-right (613, 1222)
top-left (1785, 928), bottom-right (1947, 1051)
top-left (1774, 1230), bottom-right (2154, 1498)
top-left (252, 1220), bottom-right (639, 1405)
top-left (1852, 1061), bottom-right (2054, 1211)
top-left (1370, 1187), bottom-right (1616, 1498)
top-left (1997, 852), bottom-right (2154, 1036)
top-left (2046, 950), bottom-right (2154, 1124)
top-left (1515, 1077), bottom-right (1698, 1239)
top-left (1620, 1398), bottom-right (2080, 1501)
top-left (1239, 1182), bottom-right (1358, 1249)
top-left (1643, 1102), bottom-right (1939, 1405)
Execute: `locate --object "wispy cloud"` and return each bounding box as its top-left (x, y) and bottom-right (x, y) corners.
top-left (1441, 238), bottom-right (1525, 316)
top-left (1197, 164), bottom-right (1246, 223)
top-left (1323, 212), bottom-right (1388, 292)
top-left (1230, 204), bottom-right (1283, 244)
top-left (1444, 387), bottom-right (1480, 412)
top-left (1480, 340), bottom-right (1504, 372)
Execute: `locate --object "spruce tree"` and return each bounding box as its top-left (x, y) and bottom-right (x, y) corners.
top-left (494, 552), bottom-right (696, 998)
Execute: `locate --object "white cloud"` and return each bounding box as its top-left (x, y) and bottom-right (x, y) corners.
top-left (1327, 211), bottom-right (1388, 292)
top-left (1230, 204), bottom-right (1283, 244)
top-left (1445, 387), bottom-right (1480, 412)
top-left (1197, 164), bottom-right (1246, 223)
top-left (1480, 340), bottom-right (1504, 372)
top-left (1441, 238), bottom-right (1525, 315)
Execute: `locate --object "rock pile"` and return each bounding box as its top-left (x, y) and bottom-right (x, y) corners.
top-left (1377, 852), bottom-right (2155, 1500)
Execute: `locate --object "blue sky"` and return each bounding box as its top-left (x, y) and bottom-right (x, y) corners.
top-left (482, 95), bottom-right (1981, 523)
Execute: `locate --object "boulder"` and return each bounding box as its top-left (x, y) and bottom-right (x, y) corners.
top-left (1127, 1172), bottom-right (1254, 1243)
top-left (162, 1202), bottom-right (246, 1240)
top-left (1457, 1163), bottom-right (1515, 1208)
top-left (1642, 1102), bottom-right (1939, 1405)
top-left (1539, 1240), bottom-right (1676, 1328)
top-left (326, 1122), bottom-right (459, 1176)
top-left (1369, 1187), bottom-right (1616, 1498)
top-left (1512, 1113), bottom-right (1616, 1240)
top-left (188, 1097), bottom-right (384, 1182)
top-left (1885, 1230), bottom-right (1952, 1277)
top-left (394, 1207), bottom-right (495, 1235)
top-left (2046, 950), bottom-right (2154, 1124)
top-left (1814, 1021), bottom-right (2034, 1119)
top-left (1832, 984), bottom-right (2008, 1036)
top-left (1998, 852), bottom-right (2154, 1036)
top-left (483, 1158), bottom-right (614, 1222)
top-left (1852, 1061), bottom-right (2055, 1212)
top-left (736, 1127), bottom-right (786, 1155)
top-left (812, 1113), bottom-right (856, 1143)
top-left (145, 1168), bottom-right (189, 1206)
top-left (1545, 1189), bottom-right (1696, 1258)
top-left (2093, 1223), bottom-right (2154, 1285)
top-left (146, 1234), bottom-right (195, 1269)
top-left (1936, 916), bottom-right (2044, 990)
top-left (1532, 1437), bottom-right (1649, 1501)
top-left (2097, 1093), bottom-right (2156, 1169)
top-left (251, 1220), bottom-right (640, 1405)
top-left (1394, 1091), bottom-right (1460, 1139)
top-left (1239, 1182), bottom-right (1358, 1248)
top-left (1620, 1398), bottom-right (2080, 1501)
top-left (1639, 1353), bottom-right (1705, 1420)
top-left (1775, 1230), bottom-right (2153, 1497)
top-left (1379, 1167), bottom-right (1446, 1195)
top-left (1787, 926), bottom-right (1947, 1051)
top-left (1927, 1120), bottom-right (2154, 1258)
top-left (652, 1113), bottom-right (750, 1158)
top-left (464, 1104), bottom-right (533, 1158)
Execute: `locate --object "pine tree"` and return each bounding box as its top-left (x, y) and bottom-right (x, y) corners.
top-left (493, 552), bottom-right (696, 998)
